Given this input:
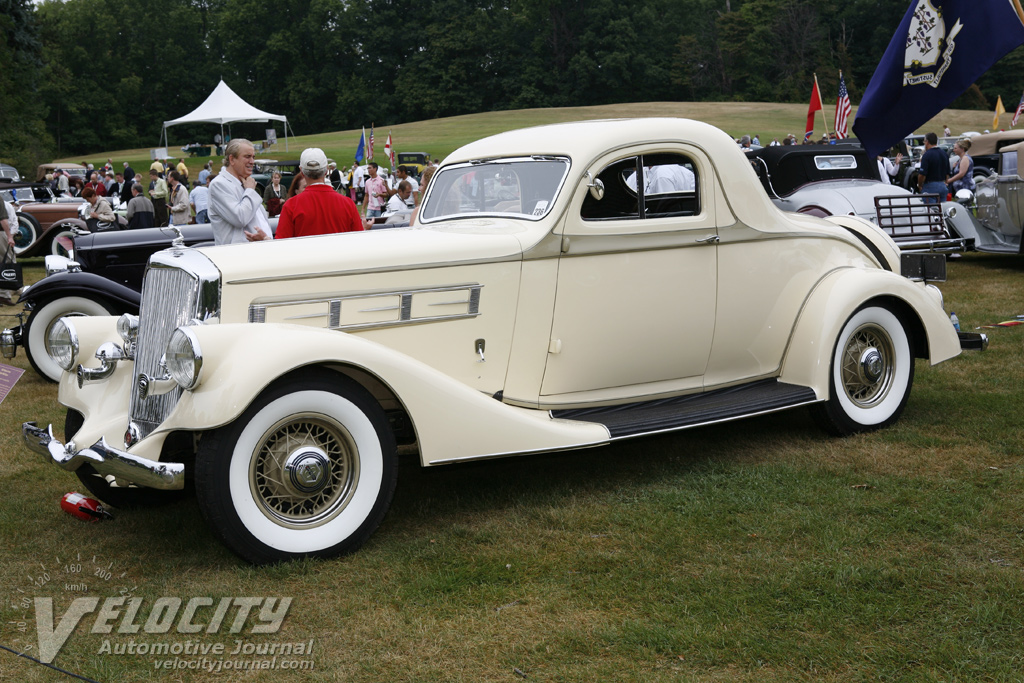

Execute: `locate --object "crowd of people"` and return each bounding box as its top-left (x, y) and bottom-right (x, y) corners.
top-left (39, 143), bottom-right (439, 247)
top-left (206, 140), bottom-right (445, 245)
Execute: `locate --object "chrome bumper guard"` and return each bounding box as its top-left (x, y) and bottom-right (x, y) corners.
top-left (22, 422), bottom-right (185, 490)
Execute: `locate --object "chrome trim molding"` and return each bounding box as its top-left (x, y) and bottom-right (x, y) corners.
top-left (247, 283), bottom-right (484, 332)
top-left (23, 422), bottom-right (185, 490)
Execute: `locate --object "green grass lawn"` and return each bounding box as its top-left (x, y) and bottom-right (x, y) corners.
top-left (1, 254), bottom-right (1022, 682)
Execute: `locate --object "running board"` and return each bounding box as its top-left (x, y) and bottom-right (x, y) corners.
top-left (551, 379), bottom-right (819, 439)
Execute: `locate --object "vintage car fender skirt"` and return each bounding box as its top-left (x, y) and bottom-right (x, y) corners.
top-left (195, 372), bottom-right (397, 565)
top-left (25, 296), bottom-right (115, 383)
top-left (814, 306), bottom-right (914, 435)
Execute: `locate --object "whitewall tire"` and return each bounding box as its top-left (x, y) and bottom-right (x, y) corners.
top-left (195, 371), bottom-right (397, 565)
top-left (813, 306), bottom-right (914, 435)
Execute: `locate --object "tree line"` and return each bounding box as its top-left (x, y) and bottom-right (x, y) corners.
top-left (2, 0), bottom-right (1023, 173)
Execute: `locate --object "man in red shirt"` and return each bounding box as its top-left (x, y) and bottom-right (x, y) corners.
top-left (275, 148), bottom-right (365, 239)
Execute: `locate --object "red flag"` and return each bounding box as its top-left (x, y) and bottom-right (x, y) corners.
top-left (806, 78), bottom-right (823, 139)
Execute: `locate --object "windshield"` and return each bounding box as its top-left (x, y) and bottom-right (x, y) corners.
top-left (419, 156), bottom-right (570, 222)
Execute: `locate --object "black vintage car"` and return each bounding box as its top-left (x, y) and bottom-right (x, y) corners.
top-left (1, 224), bottom-right (214, 381)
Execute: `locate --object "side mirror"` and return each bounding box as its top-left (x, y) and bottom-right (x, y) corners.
top-left (585, 172), bottom-right (604, 201)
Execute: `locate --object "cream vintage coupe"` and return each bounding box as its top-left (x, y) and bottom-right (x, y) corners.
top-left (23, 119), bottom-right (970, 564)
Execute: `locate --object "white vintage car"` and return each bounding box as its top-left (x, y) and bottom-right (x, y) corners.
top-left (25, 118), bottom-right (966, 564)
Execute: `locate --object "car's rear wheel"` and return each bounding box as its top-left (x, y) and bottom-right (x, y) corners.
top-left (195, 370), bottom-right (397, 565)
top-left (812, 305), bottom-right (915, 436)
top-left (13, 213), bottom-right (39, 255)
top-left (24, 296), bottom-right (115, 382)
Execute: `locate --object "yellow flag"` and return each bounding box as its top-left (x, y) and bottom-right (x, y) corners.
top-left (993, 96), bottom-right (1006, 130)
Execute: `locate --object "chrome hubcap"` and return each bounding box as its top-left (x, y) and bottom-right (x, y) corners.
top-left (284, 448), bottom-right (331, 494)
top-left (250, 414), bottom-right (359, 529)
top-left (859, 348), bottom-right (884, 384)
top-left (840, 323), bottom-right (895, 408)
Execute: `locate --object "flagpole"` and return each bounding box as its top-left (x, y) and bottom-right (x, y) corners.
top-left (815, 73), bottom-right (832, 140)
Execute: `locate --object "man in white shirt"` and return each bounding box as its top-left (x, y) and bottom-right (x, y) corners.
top-left (208, 139), bottom-right (271, 245)
top-left (391, 166), bottom-right (420, 203)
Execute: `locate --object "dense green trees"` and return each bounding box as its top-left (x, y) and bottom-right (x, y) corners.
top-left (2, 0), bottom-right (1023, 170)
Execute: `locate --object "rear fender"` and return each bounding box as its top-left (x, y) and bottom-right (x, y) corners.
top-left (780, 268), bottom-right (960, 399)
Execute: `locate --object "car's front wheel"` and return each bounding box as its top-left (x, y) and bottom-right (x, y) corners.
top-left (195, 370), bottom-right (398, 565)
top-left (24, 296), bottom-right (116, 382)
top-left (812, 305), bottom-right (915, 436)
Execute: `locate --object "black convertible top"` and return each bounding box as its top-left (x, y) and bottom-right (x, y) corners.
top-left (748, 144), bottom-right (879, 197)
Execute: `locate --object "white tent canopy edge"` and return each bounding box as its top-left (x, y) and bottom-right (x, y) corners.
top-left (160, 79), bottom-right (292, 153)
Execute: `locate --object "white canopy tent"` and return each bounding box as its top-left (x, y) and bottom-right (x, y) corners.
top-left (160, 79), bottom-right (293, 152)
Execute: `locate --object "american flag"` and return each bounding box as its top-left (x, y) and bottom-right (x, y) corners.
top-left (1012, 92), bottom-right (1024, 127)
top-left (368, 126), bottom-right (375, 160)
top-left (834, 72), bottom-right (851, 139)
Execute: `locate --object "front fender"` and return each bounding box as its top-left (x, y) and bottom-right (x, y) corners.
top-left (780, 267), bottom-right (960, 399)
top-left (140, 324), bottom-right (608, 466)
top-left (18, 271), bottom-right (141, 311)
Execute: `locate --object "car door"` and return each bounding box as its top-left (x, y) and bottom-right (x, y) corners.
top-left (540, 148), bottom-right (718, 401)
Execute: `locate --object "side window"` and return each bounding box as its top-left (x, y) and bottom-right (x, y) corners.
top-left (581, 157), bottom-right (640, 220)
top-left (581, 153), bottom-right (699, 221)
top-left (641, 153), bottom-right (700, 219)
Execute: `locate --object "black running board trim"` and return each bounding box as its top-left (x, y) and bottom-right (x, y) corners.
top-left (551, 379), bottom-right (819, 438)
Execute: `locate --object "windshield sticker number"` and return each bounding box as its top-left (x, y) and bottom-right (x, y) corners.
top-left (532, 201), bottom-right (548, 216)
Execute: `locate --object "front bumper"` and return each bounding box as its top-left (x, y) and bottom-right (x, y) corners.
top-left (22, 422), bottom-right (185, 490)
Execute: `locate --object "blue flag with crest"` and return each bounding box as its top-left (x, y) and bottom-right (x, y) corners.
top-left (853, 0), bottom-right (1024, 158)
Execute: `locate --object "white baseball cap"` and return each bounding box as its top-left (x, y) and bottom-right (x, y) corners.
top-left (300, 148), bottom-right (328, 174)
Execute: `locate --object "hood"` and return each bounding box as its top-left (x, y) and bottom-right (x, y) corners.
top-left (198, 220), bottom-right (531, 283)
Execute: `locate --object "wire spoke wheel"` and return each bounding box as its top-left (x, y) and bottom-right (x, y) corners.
top-left (250, 414), bottom-right (360, 528)
top-left (839, 323), bottom-right (895, 408)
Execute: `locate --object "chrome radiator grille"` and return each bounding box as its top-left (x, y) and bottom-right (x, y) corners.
top-left (128, 250), bottom-right (220, 442)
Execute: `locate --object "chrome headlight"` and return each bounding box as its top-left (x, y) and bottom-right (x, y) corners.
top-left (47, 318), bottom-right (80, 371)
top-left (164, 327), bottom-right (203, 390)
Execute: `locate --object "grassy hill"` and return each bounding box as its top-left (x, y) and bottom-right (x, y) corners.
top-left (76, 102), bottom-right (1014, 174)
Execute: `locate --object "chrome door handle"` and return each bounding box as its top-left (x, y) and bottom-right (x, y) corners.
top-left (695, 234), bottom-right (719, 244)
